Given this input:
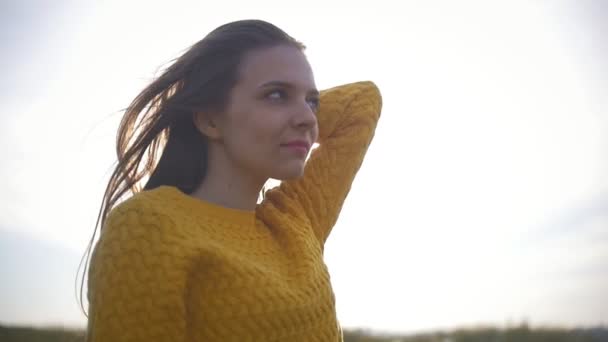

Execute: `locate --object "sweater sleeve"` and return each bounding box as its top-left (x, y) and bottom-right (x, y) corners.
top-left (267, 81), bottom-right (382, 245)
top-left (86, 200), bottom-right (190, 342)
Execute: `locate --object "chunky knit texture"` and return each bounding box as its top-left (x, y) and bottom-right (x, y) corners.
top-left (87, 81), bottom-right (382, 342)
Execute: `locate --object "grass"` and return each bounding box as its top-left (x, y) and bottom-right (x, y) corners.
top-left (0, 325), bottom-right (84, 342)
top-left (0, 323), bottom-right (605, 341)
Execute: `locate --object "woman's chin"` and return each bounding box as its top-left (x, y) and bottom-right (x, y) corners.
top-left (271, 166), bottom-right (305, 181)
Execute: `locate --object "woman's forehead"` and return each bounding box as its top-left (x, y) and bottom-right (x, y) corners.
top-left (237, 46), bottom-right (316, 90)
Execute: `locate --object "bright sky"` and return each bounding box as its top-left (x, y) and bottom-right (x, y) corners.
top-left (1, 0), bottom-right (607, 334)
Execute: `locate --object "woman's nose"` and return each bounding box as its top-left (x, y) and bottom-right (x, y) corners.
top-left (292, 101), bottom-right (318, 128)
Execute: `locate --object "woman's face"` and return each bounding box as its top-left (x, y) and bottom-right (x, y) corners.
top-left (210, 45), bottom-right (319, 181)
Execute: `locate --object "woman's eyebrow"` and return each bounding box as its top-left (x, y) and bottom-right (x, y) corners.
top-left (259, 80), bottom-right (319, 95)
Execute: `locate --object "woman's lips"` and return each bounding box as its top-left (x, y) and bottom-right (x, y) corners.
top-left (281, 141), bottom-right (310, 155)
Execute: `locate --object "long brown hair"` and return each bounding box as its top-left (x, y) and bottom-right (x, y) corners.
top-left (77, 19), bottom-right (304, 315)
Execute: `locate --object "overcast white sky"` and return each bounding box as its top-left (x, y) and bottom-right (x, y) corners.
top-left (1, 0), bottom-right (607, 334)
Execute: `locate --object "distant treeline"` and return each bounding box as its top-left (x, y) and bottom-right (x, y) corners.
top-left (0, 323), bottom-right (606, 342)
top-left (343, 324), bottom-right (608, 342)
top-left (0, 325), bottom-right (84, 342)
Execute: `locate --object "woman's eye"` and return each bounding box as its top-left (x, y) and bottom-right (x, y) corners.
top-left (267, 90), bottom-right (286, 100)
top-left (265, 90), bottom-right (319, 112)
top-left (307, 97), bottom-right (320, 112)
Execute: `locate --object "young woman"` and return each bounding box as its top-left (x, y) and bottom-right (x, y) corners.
top-left (84, 19), bottom-right (382, 341)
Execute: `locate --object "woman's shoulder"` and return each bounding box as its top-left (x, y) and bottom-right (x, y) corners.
top-left (95, 187), bottom-right (189, 260)
top-left (89, 187), bottom-right (194, 299)
top-left (103, 186), bottom-right (179, 233)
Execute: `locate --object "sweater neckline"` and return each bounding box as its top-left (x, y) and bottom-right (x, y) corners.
top-left (156, 185), bottom-right (257, 227)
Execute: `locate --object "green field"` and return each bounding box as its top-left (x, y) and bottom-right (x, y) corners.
top-left (1, 324), bottom-right (606, 342)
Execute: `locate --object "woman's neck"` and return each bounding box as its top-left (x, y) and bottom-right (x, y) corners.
top-left (190, 149), bottom-right (265, 212)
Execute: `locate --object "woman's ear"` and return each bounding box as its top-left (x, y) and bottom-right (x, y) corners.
top-left (193, 112), bottom-right (222, 140)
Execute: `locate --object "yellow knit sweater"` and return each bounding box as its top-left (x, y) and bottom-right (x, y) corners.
top-left (87, 81), bottom-right (382, 341)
